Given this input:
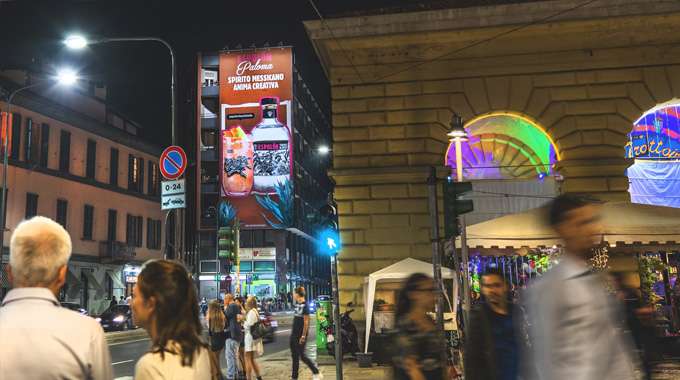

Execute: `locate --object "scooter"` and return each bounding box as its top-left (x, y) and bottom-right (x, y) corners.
top-left (325, 302), bottom-right (360, 358)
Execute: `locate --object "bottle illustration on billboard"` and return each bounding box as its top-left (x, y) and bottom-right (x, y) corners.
top-left (222, 126), bottom-right (253, 196)
top-left (251, 97), bottom-right (291, 194)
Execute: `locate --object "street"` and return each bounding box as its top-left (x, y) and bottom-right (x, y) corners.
top-left (110, 315), bottom-right (294, 379)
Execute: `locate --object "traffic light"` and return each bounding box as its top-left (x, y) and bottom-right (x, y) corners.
top-left (318, 202), bottom-right (341, 255)
top-left (218, 225), bottom-right (236, 260)
top-left (443, 179), bottom-right (474, 238)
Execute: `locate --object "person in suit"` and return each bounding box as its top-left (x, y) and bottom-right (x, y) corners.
top-left (524, 195), bottom-right (637, 380)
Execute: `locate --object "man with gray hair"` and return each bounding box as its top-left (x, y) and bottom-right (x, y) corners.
top-left (0, 216), bottom-right (113, 380)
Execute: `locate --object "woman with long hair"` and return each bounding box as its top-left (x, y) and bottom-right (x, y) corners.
top-left (131, 260), bottom-right (211, 379)
top-left (392, 273), bottom-right (447, 380)
top-left (208, 300), bottom-right (227, 380)
top-left (243, 296), bottom-right (264, 380)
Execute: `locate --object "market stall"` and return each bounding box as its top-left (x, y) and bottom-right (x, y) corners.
top-left (362, 258), bottom-right (458, 353)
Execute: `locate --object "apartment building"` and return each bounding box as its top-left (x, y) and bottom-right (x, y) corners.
top-left (0, 72), bottom-right (163, 314)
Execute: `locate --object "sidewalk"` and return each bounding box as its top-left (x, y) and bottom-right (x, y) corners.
top-left (249, 349), bottom-right (391, 380)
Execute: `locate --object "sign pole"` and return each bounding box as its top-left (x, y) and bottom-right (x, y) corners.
top-left (330, 253), bottom-right (343, 380)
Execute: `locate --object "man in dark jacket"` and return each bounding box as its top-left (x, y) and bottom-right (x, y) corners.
top-left (465, 268), bottom-right (522, 380)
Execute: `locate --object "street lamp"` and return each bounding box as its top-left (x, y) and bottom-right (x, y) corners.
top-left (317, 145), bottom-right (330, 155)
top-left (0, 69), bottom-right (79, 273)
top-left (65, 33), bottom-right (181, 260)
top-left (447, 113), bottom-right (472, 325)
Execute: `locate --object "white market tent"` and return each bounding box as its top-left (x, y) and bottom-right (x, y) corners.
top-left (463, 201), bottom-right (680, 250)
top-left (363, 257), bottom-right (458, 353)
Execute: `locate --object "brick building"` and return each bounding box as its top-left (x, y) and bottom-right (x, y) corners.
top-left (305, 0), bottom-right (680, 319)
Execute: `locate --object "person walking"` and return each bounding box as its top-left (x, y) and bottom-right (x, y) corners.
top-left (243, 296), bottom-right (264, 380)
top-left (465, 267), bottom-right (525, 380)
top-left (224, 293), bottom-right (244, 380)
top-left (208, 300), bottom-right (227, 380)
top-left (0, 216), bottom-right (113, 380)
top-left (235, 296), bottom-right (247, 379)
top-left (109, 296), bottom-right (118, 310)
top-left (525, 195), bottom-right (637, 380)
top-left (131, 260), bottom-right (211, 379)
top-left (391, 273), bottom-right (447, 380)
top-left (290, 286), bottom-right (322, 380)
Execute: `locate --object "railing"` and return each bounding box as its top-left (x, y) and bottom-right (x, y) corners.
top-left (99, 241), bottom-right (136, 263)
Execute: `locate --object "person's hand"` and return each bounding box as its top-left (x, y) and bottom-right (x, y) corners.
top-left (299, 335), bottom-right (306, 344)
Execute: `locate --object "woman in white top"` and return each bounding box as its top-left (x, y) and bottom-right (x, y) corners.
top-left (243, 296), bottom-right (264, 380)
top-left (131, 260), bottom-right (212, 380)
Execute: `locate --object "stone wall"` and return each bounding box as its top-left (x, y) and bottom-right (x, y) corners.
top-left (306, 0), bottom-right (680, 319)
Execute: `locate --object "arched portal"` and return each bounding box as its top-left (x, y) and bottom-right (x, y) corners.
top-left (445, 112), bottom-right (559, 180)
top-left (626, 100), bottom-right (680, 208)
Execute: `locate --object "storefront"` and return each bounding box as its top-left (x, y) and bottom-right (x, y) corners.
top-left (232, 247), bottom-right (277, 298)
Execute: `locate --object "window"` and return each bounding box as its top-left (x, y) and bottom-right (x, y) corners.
top-left (86, 140), bottom-right (96, 180)
top-left (39, 123), bottom-right (49, 168)
top-left (253, 261), bottom-right (275, 272)
top-left (128, 155), bottom-right (143, 192)
top-left (110, 148), bottom-right (119, 186)
top-left (83, 205), bottom-right (94, 240)
top-left (10, 114), bottom-right (21, 160)
top-left (56, 199), bottom-right (68, 227)
top-left (239, 261), bottom-right (253, 272)
top-left (25, 193), bottom-right (38, 218)
top-left (24, 118), bottom-right (36, 164)
top-left (107, 209), bottom-right (117, 241)
top-left (146, 218), bottom-right (161, 250)
top-left (126, 214), bottom-right (143, 247)
top-left (59, 130), bottom-right (71, 173)
top-left (148, 162), bottom-right (159, 196)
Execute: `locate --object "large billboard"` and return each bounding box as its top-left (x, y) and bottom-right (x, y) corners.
top-left (626, 102), bottom-right (680, 159)
top-left (219, 48), bottom-right (294, 229)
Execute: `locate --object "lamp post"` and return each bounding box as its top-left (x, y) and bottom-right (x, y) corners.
top-left (447, 114), bottom-right (471, 324)
top-left (0, 69), bottom-right (79, 279)
top-left (65, 34), bottom-right (182, 260)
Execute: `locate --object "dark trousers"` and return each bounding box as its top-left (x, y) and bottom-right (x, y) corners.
top-left (290, 337), bottom-right (319, 378)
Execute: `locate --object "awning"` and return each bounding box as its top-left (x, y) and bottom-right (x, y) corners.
top-left (82, 270), bottom-right (104, 297)
top-left (106, 271), bottom-right (125, 290)
top-left (462, 201), bottom-right (680, 249)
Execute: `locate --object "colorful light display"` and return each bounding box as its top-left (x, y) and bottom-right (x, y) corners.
top-left (445, 113), bottom-right (557, 179)
top-left (626, 101), bottom-right (680, 159)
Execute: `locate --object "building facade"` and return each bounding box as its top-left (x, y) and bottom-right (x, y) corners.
top-left (195, 50), bottom-right (333, 301)
top-left (0, 73), bottom-right (163, 314)
top-left (305, 0), bottom-right (680, 319)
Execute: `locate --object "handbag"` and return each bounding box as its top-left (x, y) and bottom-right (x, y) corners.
top-left (249, 310), bottom-right (268, 340)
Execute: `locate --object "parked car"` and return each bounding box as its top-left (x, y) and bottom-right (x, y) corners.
top-left (257, 307), bottom-right (278, 343)
top-left (96, 304), bottom-right (136, 331)
top-left (60, 302), bottom-right (88, 316)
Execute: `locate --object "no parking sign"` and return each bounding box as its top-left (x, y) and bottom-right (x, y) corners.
top-left (159, 146), bottom-right (187, 180)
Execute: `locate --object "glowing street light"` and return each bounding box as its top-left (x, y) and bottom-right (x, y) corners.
top-left (55, 68), bottom-right (79, 86)
top-left (318, 145), bottom-right (330, 155)
top-left (63, 34), bottom-right (88, 50)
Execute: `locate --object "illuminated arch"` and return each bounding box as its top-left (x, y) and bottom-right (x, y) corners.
top-left (445, 112), bottom-right (559, 180)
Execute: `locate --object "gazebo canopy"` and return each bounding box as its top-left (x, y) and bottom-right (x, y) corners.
top-left (463, 201), bottom-right (680, 249)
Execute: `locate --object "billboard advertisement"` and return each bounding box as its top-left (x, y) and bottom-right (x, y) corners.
top-left (219, 48), bottom-right (294, 229)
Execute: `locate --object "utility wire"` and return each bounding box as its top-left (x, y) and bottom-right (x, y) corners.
top-left (307, 0), bottom-right (365, 84)
top-left (373, 0), bottom-right (600, 82)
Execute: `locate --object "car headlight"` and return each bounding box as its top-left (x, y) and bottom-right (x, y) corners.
top-left (113, 315), bottom-right (125, 323)
top-left (95, 318), bottom-right (102, 323)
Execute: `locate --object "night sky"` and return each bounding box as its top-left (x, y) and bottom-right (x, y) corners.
top-left (0, 0), bottom-right (338, 147)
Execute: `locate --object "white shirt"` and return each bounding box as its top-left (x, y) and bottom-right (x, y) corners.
top-left (0, 287), bottom-right (113, 380)
top-left (134, 342), bottom-right (211, 380)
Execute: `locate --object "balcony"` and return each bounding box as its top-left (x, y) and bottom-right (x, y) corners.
top-left (100, 241), bottom-right (136, 264)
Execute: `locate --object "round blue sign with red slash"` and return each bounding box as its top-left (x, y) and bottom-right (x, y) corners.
top-left (159, 146), bottom-right (187, 180)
